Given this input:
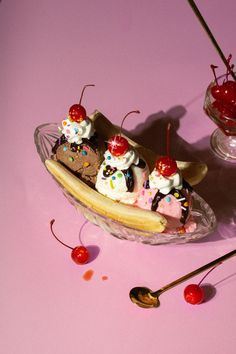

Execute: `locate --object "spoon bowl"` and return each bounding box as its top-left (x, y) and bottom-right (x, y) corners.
top-left (129, 287), bottom-right (160, 308)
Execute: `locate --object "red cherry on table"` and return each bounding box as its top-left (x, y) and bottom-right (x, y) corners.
top-left (184, 263), bottom-right (222, 305)
top-left (108, 135), bottom-right (129, 156)
top-left (155, 156), bottom-right (177, 177)
top-left (71, 246), bottom-right (90, 264)
top-left (50, 219), bottom-right (90, 265)
top-left (184, 284), bottom-right (204, 305)
top-left (69, 104), bottom-right (87, 123)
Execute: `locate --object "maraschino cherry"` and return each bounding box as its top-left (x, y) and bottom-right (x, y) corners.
top-left (212, 101), bottom-right (235, 119)
top-left (211, 63), bottom-right (236, 103)
top-left (69, 84), bottom-right (95, 123)
top-left (184, 284), bottom-right (204, 305)
top-left (108, 110), bottom-right (140, 156)
top-left (155, 123), bottom-right (177, 177)
top-left (210, 56), bottom-right (236, 119)
top-left (184, 263), bottom-right (221, 305)
top-left (50, 219), bottom-right (90, 265)
top-left (155, 156), bottom-right (177, 177)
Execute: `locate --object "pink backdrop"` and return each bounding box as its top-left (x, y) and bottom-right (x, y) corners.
top-left (1, 1), bottom-right (236, 353)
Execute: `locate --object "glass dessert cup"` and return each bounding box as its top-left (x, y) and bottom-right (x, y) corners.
top-left (34, 117), bottom-right (216, 245)
top-left (204, 75), bottom-right (236, 163)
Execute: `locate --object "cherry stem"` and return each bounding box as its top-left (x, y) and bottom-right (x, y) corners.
top-left (198, 262), bottom-right (222, 287)
top-left (119, 110), bottom-right (140, 136)
top-left (79, 84), bottom-right (95, 105)
top-left (211, 65), bottom-right (219, 86)
top-left (166, 122), bottom-right (171, 157)
top-left (188, 0), bottom-right (236, 81)
top-left (225, 55), bottom-right (234, 81)
top-left (50, 219), bottom-right (73, 250)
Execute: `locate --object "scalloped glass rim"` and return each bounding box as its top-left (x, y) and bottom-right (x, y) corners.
top-left (34, 123), bottom-right (217, 245)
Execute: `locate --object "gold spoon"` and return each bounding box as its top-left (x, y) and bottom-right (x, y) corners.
top-left (130, 249), bottom-right (236, 308)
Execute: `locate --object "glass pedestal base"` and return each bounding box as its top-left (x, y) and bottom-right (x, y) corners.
top-left (210, 128), bottom-right (236, 163)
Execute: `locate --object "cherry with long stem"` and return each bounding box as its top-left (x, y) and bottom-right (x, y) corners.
top-left (69, 84), bottom-right (95, 123)
top-left (50, 219), bottom-right (90, 265)
top-left (108, 110), bottom-right (140, 156)
top-left (155, 123), bottom-right (177, 177)
top-left (184, 262), bottom-right (222, 305)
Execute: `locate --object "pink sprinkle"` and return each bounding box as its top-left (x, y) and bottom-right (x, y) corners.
top-left (83, 146), bottom-right (89, 151)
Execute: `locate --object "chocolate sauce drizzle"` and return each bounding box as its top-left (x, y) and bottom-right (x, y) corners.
top-left (52, 135), bottom-right (67, 154)
top-left (135, 158), bottom-right (146, 169)
top-left (123, 168), bottom-right (134, 192)
top-left (103, 165), bottom-right (117, 178)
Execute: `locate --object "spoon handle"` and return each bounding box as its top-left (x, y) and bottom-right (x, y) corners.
top-left (154, 249), bottom-right (236, 296)
top-left (188, 0), bottom-right (236, 81)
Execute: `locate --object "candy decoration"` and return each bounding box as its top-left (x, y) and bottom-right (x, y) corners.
top-left (50, 219), bottom-right (90, 265)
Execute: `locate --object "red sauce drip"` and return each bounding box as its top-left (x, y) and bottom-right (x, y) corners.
top-left (83, 269), bottom-right (94, 281)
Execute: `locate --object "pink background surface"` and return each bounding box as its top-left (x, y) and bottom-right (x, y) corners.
top-left (1, 1), bottom-right (236, 353)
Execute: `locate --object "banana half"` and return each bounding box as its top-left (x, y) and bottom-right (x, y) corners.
top-left (45, 159), bottom-right (167, 233)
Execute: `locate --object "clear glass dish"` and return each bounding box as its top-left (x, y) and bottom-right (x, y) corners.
top-left (204, 74), bottom-right (236, 162)
top-left (34, 122), bottom-right (216, 245)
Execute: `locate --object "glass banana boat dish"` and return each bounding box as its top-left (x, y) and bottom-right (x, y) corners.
top-left (34, 111), bottom-right (216, 244)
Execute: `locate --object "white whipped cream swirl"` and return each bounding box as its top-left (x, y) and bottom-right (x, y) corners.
top-left (61, 117), bottom-right (95, 144)
top-left (149, 169), bottom-right (183, 195)
top-left (103, 148), bottom-right (139, 170)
